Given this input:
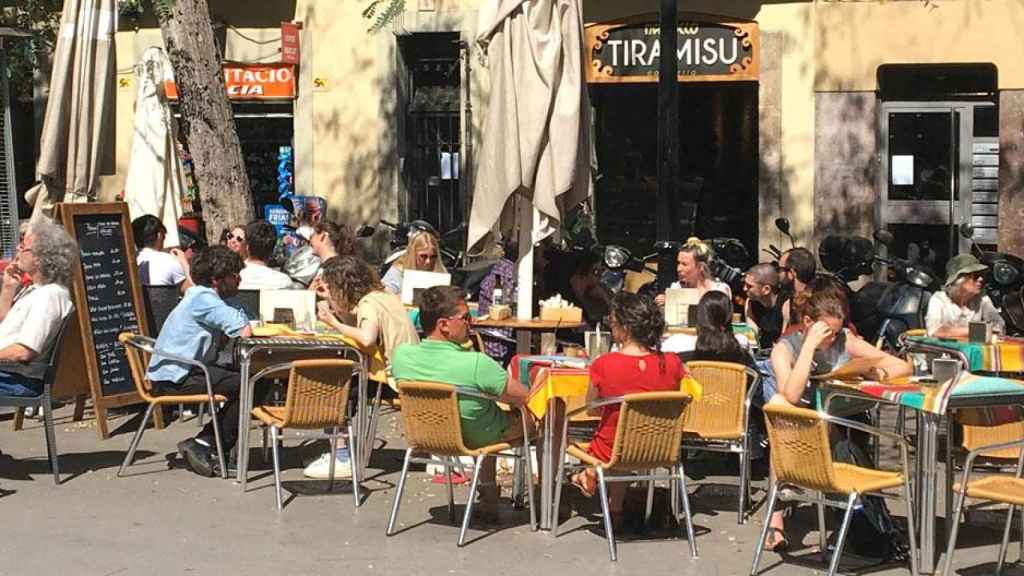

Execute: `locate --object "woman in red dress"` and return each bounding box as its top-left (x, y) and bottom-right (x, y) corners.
top-left (571, 292), bottom-right (688, 524)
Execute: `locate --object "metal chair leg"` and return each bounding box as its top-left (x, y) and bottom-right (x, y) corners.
top-left (551, 449), bottom-right (568, 537)
top-left (386, 448), bottom-right (413, 535)
top-left (327, 426), bottom-right (338, 493)
top-left (41, 397), bottom-right (59, 485)
top-left (827, 494), bottom-right (859, 576)
top-left (750, 481), bottom-right (779, 576)
top-left (445, 457), bottom-right (456, 523)
top-left (348, 423), bottom-right (361, 508)
top-left (942, 481), bottom-right (971, 576)
top-left (270, 427), bottom-right (284, 511)
top-left (458, 457), bottom-right (485, 547)
top-left (596, 467), bottom-right (617, 561)
top-left (738, 449), bottom-right (749, 525)
top-left (904, 475), bottom-right (920, 576)
top-left (262, 426), bottom-right (269, 463)
top-left (678, 463), bottom-right (698, 559)
top-left (523, 444), bottom-right (537, 532)
top-left (196, 402), bottom-right (205, 427)
top-left (645, 474), bottom-right (655, 526)
top-left (118, 403), bottom-right (155, 477)
top-left (206, 398), bottom-right (228, 480)
top-left (817, 496), bottom-right (828, 555)
top-left (996, 505), bottom-right (1015, 575)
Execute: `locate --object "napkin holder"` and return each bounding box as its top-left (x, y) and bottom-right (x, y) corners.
top-left (968, 321), bottom-right (993, 344)
top-left (540, 306), bottom-right (582, 323)
top-left (489, 304), bottom-right (512, 320)
top-left (932, 358), bottom-right (961, 384)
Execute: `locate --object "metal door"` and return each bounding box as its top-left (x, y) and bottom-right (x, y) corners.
top-left (879, 103), bottom-right (985, 275)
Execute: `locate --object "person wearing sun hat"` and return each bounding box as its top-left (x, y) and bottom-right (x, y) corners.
top-left (925, 253), bottom-right (1004, 338)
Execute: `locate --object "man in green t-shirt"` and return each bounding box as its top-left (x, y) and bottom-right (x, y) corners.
top-left (392, 286), bottom-right (531, 517)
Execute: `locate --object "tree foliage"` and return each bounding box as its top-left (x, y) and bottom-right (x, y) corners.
top-left (362, 0), bottom-right (405, 34)
top-left (1, 0), bottom-right (61, 100)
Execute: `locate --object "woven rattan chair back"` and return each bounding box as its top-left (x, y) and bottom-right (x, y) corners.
top-left (763, 403), bottom-right (838, 492)
top-left (606, 391), bottom-right (691, 471)
top-left (119, 332), bottom-right (156, 402)
top-left (683, 361), bottom-right (748, 439)
top-left (397, 381), bottom-right (469, 456)
top-left (278, 359), bottom-right (355, 429)
top-left (961, 418), bottom-right (1024, 460)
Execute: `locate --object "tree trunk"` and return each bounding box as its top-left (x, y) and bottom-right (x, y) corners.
top-left (152, 0), bottom-right (252, 244)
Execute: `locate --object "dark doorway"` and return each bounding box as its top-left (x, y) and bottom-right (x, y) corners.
top-left (398, 33), bottom-right (463, 237)
top-left (591, 82), bottom-right (758, 256)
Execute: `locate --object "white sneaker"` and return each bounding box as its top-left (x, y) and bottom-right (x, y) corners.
top-left (303, 452), bottom-right (352, 479)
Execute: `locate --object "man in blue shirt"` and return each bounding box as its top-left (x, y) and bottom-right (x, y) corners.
top-left (147, 245), bottom-right (261, 477)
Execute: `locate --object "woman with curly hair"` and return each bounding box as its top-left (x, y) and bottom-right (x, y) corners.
top-left (307, 255), bottom-right (419, 479)
top-left (570, 292), bottom-right (689, 525)
top-left (380, 230), bottom-right (447, 295)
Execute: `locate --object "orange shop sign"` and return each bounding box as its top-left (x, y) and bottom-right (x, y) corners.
top-left (165, 63), bottom-right (296, 100)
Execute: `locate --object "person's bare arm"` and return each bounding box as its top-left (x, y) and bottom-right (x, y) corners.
top-left (0, 343), bottom-right (35, 363)
top-left (584, 383), bottom-right (601, 417)
top-left (930, 325), bottom-right (969, 339)
top-left (498, 372), bottom-right (529, 406)
top-left (744, 300), bottom-right (760, 334)
top-left (238, 324), bottom-right (253, 339)
top-left (845, 333), bottom-right (912, 381)
top-left (0, 266), bottom-right (22, 322)
top-left (169, 248), bottom-right (194, 292)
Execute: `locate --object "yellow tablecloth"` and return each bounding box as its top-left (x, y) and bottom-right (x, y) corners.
top-left (250, 323), bottom-right (388, 382)
top-left (523, 366), bottom-right (703, 418)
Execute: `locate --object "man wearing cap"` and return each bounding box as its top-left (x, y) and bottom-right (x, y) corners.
top-left (925, 253), bottom-right (1004, 338)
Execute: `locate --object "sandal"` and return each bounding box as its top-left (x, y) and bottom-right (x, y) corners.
top-left (763, 527), bottom-right (790, 553)
top-left (570, 470), bottom-right (597, 498)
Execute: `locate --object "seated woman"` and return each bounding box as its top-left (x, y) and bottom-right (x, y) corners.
top-left (763, 278), bottom-right (911, 552)
top-left (655, 237), bottom-right (732, 307)
top-left (926, 254), bottom-right (1004, 338)
top-left (570, 292), bottom-right (688, 526)
top-left (223, 224), bottom-right (248, 260)
top-left (284, 220), bottom-right (355, 290)
top-left (381, 231), bottom-right (447, 295)
top-left (305, 255), bottom-right (420, 479)
top-left (677, 291), bottom-right (756, 367)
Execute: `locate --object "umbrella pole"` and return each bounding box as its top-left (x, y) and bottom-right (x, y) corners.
top-left (516, 198), bottom-right (537, 335)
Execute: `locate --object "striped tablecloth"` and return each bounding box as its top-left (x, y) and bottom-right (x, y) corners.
top-left (827, 373), bottom-right (1024, 415)
top-left (907, 335), bottom-right (1024, 373)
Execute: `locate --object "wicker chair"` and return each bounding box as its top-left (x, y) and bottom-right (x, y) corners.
top-left (117, 332), bottom-right (230, 478)
top-left (682, 361), bottom-right (761, 524)
top-left (386, 381), bottom-right (536, 547)
top-left (551, 391), bottom-right (697, 562)
top-left (752, 403), bottom-right (919, 576)
top-left (250, 359), bottom-right (357, 511)
top-left (943, 438), bottom-right (1024, 576)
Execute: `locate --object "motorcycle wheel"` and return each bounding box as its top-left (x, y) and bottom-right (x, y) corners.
top-left (1002, 286), bottom-right (1024, 336)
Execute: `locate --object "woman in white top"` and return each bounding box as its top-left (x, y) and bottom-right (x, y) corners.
top-left (655, 237), bottom-right (732, 306)
top-left (925, 253), bottom-right (1005, 337)
top-left (380, 230), bottom-right (448, 295)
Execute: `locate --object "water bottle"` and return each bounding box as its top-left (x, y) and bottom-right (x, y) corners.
top-left (493, 288), bottom-right (503, 307)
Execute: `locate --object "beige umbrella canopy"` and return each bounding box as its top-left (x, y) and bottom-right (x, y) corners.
top-left (469, 0), bottom-right (592, 319)
top-left (123, 47), bottom-right (184, 247)
top-left (26, 0), bottom-right (116, 218)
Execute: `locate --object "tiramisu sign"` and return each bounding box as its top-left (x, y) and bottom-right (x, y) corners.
top-left (585, 15), bottom-right (758, 84)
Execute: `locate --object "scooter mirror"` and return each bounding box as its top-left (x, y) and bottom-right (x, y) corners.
top-left (873, 230), bottom-right (895, 246)
top-left (774, 218), bottom-right (791, 235)
top-left (355, 224), bottom-right (376, 238)
top-left (958, 222), bottom-right (976, 240)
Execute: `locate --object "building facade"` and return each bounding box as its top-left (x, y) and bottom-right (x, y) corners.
top-left (100, 0), bottom-right (1024, 270)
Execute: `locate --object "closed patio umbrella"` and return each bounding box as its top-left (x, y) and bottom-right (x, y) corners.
top-left (25, 0), bottom-right (116, 218)
top-left (123, 47), bottom-right (184, 247)
top-left (469, 0), bottom-right (592, 320)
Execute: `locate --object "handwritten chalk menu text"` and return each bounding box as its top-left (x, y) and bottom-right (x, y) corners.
top-left (75, 214), bottom-right (139, 395)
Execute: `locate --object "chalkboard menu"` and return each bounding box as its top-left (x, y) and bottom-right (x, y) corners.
top-left (58, 202), bottom-right (149, 439)
top-left (75, 213), bottom-right (139, 395)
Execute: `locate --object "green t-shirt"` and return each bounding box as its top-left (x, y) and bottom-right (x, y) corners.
top-left (391, 339), bottom-right (509, 448)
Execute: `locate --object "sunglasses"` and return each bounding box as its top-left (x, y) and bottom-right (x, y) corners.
top-left (963, 272), bottom-right (985, 281)
top-left (228, 234), bottom-right (245, 242)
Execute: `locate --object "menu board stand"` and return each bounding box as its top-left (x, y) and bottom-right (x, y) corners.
top-left (57, 202), bottom-right (159, 439)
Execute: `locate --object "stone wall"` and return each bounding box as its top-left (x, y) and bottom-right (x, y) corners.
top-left (999, 90), bottom-right (1024, 254)
top-left (813, 92), bottom-right (879, 249)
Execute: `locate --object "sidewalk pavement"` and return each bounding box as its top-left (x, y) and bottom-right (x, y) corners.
top-left (1, 404), bottom-right (1022, 576)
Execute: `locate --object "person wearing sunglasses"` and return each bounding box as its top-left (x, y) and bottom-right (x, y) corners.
top-left (381, 230), bottom-right (447, 295)
top-left (925, 254), bottom-right (1004, 338)
top-left (223, 224), bottom-right (249, 260)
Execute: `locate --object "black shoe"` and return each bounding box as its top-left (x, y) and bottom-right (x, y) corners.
top-left (212, 452), bottom-right (238, 477)
top-left (177, 439), bottom-right (215, 478)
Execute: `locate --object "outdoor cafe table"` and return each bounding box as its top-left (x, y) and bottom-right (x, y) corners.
top-left (511, 354), bottom-right (702, 531)
top-left (906, 334), bottom-right (1024, 373)
top-left (472, 317), bottom-right (585, 355)
top-left (820, 371), bottom-right (1024, 574)
top-left (233, 326), bottom-right (387, 493)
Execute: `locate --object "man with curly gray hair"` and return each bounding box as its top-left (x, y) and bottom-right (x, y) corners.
top-left (0, 217), bottom-right (76, 396)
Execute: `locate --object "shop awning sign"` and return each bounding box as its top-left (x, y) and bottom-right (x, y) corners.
top-left (164, 63), bottom-right (296, 100)
top-left (585, 14), bottom-right (758, 84)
